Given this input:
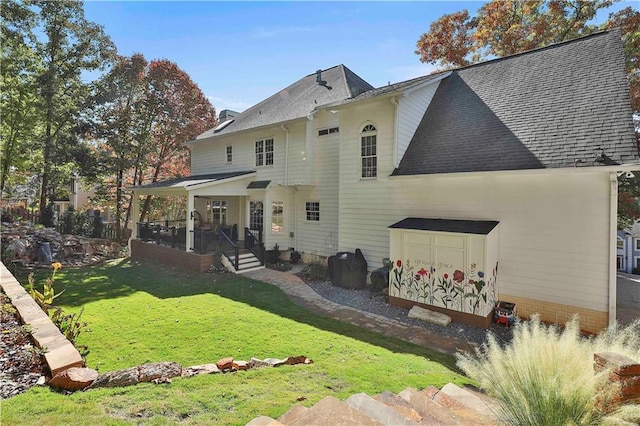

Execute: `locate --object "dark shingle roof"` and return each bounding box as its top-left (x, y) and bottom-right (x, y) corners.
top-left (197, 65), bottom-right (374, 139)
top-left (389, 218), bottom-right (499, 235)
top-left (247, 180), bottom-right (271, 189)
top-left (133, 171), bottom-right (255, 190)
top-left (393, 30), bottom-right (638, 176)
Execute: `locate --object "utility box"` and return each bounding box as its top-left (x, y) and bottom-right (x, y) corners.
top-left (388, 218), bottom-right (499, 328)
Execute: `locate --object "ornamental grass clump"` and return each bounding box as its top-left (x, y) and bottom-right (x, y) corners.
top-left (456, 316), bottom-right (640, 426)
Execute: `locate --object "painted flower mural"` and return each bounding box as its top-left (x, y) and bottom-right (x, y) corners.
top-left (389, 259), bottom-right (498, 317)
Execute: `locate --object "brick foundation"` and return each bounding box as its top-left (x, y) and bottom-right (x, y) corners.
top-left (130, 239), bottom-right (215, 273)
top-left (498, 293), bottom-right (608, 334)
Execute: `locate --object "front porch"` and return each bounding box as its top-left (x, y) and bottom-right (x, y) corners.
top-left (133, 221), bottom-right (265, 273)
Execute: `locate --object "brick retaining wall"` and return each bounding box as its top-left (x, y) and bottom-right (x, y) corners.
top-left (130, 239), bottom-right (215, 273)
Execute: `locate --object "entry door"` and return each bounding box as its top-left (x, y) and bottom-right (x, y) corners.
top-left (249, 201), bottom-right (264, 240)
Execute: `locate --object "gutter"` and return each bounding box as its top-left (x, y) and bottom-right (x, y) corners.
top-left (609, 172), bottom-right (618, 326)
top-left (281, 124), bottom-right (289, 185)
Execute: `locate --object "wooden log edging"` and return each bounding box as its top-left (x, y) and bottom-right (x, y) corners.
top-left (0, 262), bottom-right (83, 376)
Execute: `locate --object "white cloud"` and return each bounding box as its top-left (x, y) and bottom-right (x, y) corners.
top-left (207, 96), bottom-right (252, 113)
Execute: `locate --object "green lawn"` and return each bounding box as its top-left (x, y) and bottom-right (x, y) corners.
top-left (3, 258), bottom-right (469, 425)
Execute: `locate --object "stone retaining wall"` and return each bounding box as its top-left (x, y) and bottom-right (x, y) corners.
top-left (0, 262), bottom-right (83, 376)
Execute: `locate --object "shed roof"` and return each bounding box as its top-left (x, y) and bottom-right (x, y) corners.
top-left (393, 29), bottom-right (638, 176)
top-left (132, 171), bottom-right (255, 190)
top-left (389, 218), bottom-right (500, 235)
top-left (196, 65), bottom-right (373, 139)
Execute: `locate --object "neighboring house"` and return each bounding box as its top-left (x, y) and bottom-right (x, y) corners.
top-left (617, 222), bottom-right (640, 274)
top-left (130, 30), bottom-right (638, 333)
top-left (52, 178), bottom-right (110, 221)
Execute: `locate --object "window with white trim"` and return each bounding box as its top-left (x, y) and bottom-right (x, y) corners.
top-left (249, 201), bottom-right (263, 231)
top-left (360, 124), bottom-right (377, 178)
top-left (305, 202), bottom-right (320, 222)
top-left (318, 127), bottom-right (339, 136)
top-left (226, 146), bottom-right (232, 163)
top-left (618, 238), bottom-right (625, 250)
top-left (636, 239), bottom-right (640, 251)
top-left (271, 201), bottom-right (284, 233)
top-left (255, 138), bottom-right (274, 166)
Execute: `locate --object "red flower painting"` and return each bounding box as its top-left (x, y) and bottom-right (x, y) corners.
top-left (453, 270), bottom-right (465, 283)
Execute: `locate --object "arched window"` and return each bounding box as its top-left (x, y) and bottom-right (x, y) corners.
top-left (360, 124), bottom-right (377, 178)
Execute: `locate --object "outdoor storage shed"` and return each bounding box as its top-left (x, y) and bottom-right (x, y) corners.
top-left (388, 218), bottom-right (500, 327)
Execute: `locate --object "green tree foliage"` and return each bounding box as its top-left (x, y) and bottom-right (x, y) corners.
top-left (0, 1), bottom-right (41, 194)
top-left (28, 0), bottom-right (115, 223)
top-left (416, 0), bottom-right (640, 226)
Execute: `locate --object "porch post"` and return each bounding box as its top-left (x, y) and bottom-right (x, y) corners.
top-left (128, 191), bottom-right (139, 251)
top-left (186, 192), bottom-right (194, 252)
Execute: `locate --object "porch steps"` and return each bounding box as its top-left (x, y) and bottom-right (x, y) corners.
top-left (226, 250), bottom-right (264, 274)
top-left (246, 383), bottom-right (502, 425)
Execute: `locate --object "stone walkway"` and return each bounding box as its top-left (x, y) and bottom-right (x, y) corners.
top-left (243, 268), bottom-right (476, 356)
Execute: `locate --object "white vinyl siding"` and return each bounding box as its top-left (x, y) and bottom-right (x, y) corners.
top-left (396, 81), bottom-right (441, 164)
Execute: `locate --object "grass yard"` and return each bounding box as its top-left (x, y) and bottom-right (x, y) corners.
top-left (2, 258), bottom-right (470, 425)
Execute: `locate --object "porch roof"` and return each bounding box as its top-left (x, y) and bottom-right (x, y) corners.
top-left (130, 171), bottom-right (256, 194)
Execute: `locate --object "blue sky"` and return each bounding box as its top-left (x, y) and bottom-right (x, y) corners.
top-left (83, 1), bottom-right (634, 114)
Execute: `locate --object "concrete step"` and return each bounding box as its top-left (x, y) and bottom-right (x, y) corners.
top-left (438, 383), bottom-right (499, 422)
top-left (373, 391), bottom-right (432, 424)
top-left (345, 393), bottom-right (420, 426)
top-left (398, 387), bottom-right (468, 425)
top-left (286, 396), bottom-right (384, 426)
top-left (246, 416), bottom-right (284, 426)
top-left (277, 404), bottom-right (308, 424)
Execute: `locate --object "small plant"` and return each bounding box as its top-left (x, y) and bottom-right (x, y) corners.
top-left (26, 262), bottom-right (64, 313)
top-left (297, 262), bottom-right (327, 283)
top-left (268, 261), bottom-right (292, 272)
top-left (25, 262), bottom-right (90, 357)
top-left (457, 316), bottom-right (640, 426)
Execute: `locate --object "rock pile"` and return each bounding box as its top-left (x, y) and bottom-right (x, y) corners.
top-left (48, 356), bottom-right (313, 391)
top-left (1, 222), bottom-right (125, 267)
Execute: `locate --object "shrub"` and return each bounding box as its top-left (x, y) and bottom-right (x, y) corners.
top-left (268, 261), bottom-right (292, 272)
top-left (297, 262), bottom-right (327, 283)
top-left (457, 316), bottom-right (640, 426)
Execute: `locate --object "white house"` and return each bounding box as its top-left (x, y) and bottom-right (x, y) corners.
top-left (130, 30), bottom-right (638, 333)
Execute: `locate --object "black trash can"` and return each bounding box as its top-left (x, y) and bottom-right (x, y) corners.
top-left (331, 249), bottom-right (367, 289)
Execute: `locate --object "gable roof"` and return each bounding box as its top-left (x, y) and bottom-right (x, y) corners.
top-left (393, 29), bottom-right (638, 176)
top-left (196, 65), bottom-right (374, 139)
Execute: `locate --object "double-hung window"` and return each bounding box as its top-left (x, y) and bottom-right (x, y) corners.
top-left (306, 202), bottom-right (320, 222)
top-left (360, 124), bottom-right (377, 178)
top-left (255, 138), bottom-right (274, 166)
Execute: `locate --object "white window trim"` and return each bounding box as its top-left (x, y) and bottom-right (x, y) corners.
top-left (360, 122), bottom-right (377, 180)
top-left (617, 237), bottom-right (625, 250)
top-left (255, 138), bottom-right (275, 167)
top-left (305, 201), bottom-right (320, 222)
top-left (271, 201), bottom-right (284, 234)
top-left (634, 256), bottom-right (640, 270)
top-left (226, 146), bottom-right (233, 163)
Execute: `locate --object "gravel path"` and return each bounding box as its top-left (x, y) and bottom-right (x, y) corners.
top-left (307, 279), bottom-right (514, 348)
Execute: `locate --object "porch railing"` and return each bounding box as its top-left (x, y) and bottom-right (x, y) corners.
top-left (219, 228), bottom-right (240, 270)
top-left (137, 221), bottom-right (186, 249)
top-left (190, 228), bottom-right (215, 254)
top-left (244, 227), bottom-right (265, 265)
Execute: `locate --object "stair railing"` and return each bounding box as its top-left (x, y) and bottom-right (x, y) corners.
top-left (244, 228), bottom-right (265, 266)
top-left (219, 227), bottom-right (239, 270)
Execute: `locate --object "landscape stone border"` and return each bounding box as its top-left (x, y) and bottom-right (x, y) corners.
top-left (0, 262), bottom-right (83, 377)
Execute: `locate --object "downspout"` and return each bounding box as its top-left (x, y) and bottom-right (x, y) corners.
top-left (609, 171), bottom-right (618, 326)
top-left (390, 96), bottom-right (400, 167)
top-left (281, 124), bottom-right (289, 185)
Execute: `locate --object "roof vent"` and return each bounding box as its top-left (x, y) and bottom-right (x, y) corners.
top-left (315, 69), bottom-right (332, 90)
